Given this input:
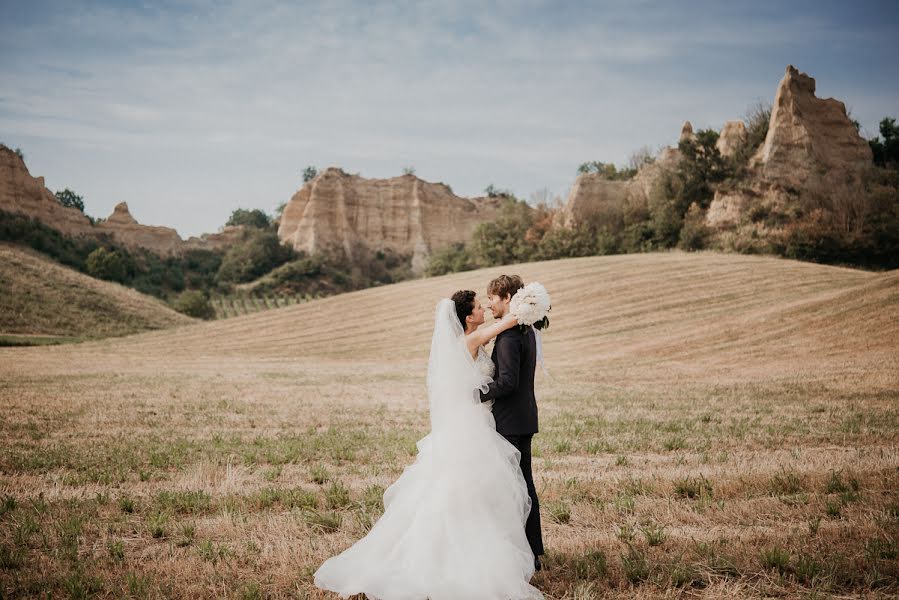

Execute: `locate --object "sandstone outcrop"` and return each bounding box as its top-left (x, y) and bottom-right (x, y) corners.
top-left (716, 120), bottom-right (748, 158)
top-left (557, 131), bottom-right (682, 229)
top-left (95, 202), bottom-right (187, 257)
top-left (278, 169), bottom-right (504, 273)
top-left (185, 225), bottom-right (248, 252)
top-left (706, 65), bottom-right (873, 234)
top-left (1, 145), bottom-right (243, 257)
top-left (679, 121), bottom-right (696, 144)
top-left (0, 146), bottom-right (94, 237)
top-left (750, 65), bottom-right (872, 184)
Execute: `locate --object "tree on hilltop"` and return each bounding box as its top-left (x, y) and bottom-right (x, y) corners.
top-left (576, 161), bottom-right (637, 180)
top-left (870, 117), bottom-right (899, 168)
top-left (55, 188), bottom-right (85, 213)
top-left (226, 208), bottom-right (271, 229)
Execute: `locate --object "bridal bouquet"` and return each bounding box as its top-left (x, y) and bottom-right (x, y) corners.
top-left (509, 282), bottom-right (551, 333)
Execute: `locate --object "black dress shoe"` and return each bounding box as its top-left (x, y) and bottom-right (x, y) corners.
top-left (534, 556), bottom-right (543, 572)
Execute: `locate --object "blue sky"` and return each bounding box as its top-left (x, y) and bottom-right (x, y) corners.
top-left (2, 0), bottom-right (897, 238)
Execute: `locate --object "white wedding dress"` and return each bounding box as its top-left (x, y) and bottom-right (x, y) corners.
top-left (314, 299), bottom-right (543, 600)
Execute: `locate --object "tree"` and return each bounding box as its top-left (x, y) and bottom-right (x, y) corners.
top-left (226, 208), bottom-right (271, 229)
top-left (870, 117), bottom-right (899, 168)
top-left (674, 128), bottom-right (729, 212)
top-left (85, 247), bottom-right (127, 282)
top-left (576, 161), bottom-right (636, 180)
top-left (55, 188), bottom-right (85, 213)
top-left (733, 99), bottom-right (772, 167)
top-left (402, 166), bottom-right (416, 175)
top-left (215, 230), bottom-right (294, 284)
top-left (535, 226), bottom-right (596, 260)
top-left (302, 165), bottom-right (318, 183)
top-left (425, 244), bottom-right (475, 276)
top-left (484, 184), bottom-right (514, 199)
top-left (173, 290), bottom-right (215, 319)
top-left (469, 199), bottom-right (535, 266)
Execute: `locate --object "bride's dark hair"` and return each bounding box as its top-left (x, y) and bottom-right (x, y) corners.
top-left (450, 290), bottom-right (476, 329)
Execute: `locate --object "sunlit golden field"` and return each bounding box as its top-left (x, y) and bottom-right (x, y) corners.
top-left (1, 251), bottom-right (897, 599)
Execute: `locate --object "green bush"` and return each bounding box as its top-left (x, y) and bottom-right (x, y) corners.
top-left (731, 100), bottom-right (771, 169)
top-left (85, 247), bottom-right (128, 282)
top-left (0, 210), bottom-right (100, 271)
top-left (675, 129), bottom-right (730, 211)
top-left (173, 290), bottom-right (214, 319)
top-left (216, 230), bottom-right (294, 284)
top-left (469, 199), bottom-right (535, 266)
top-left (535, 226), bottom-right (596, 260)
top-left (248, 255), bottom-right (351, 297)
top-left (425, 244), bottom-right (476, 276)
top-left (225, 208), bottom-right (271, 229)
top-left (576, 160), bottom-right (637, 180)
top-left (55, 188), bottom-right (85, 213)
top-left (870, 116), bottom-right (899, 168)
top-left (678, 203), bottom-right (709, 250)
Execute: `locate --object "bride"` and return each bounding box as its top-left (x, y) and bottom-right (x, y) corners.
top-left (314, 290), bottom-right (543, 600)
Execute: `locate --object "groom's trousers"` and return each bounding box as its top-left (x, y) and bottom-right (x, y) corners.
top-left (502, 433), bottom-right (544, 557)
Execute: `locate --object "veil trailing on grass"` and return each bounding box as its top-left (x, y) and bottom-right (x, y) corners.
top-left (314, 298), bottom-right (543, 600)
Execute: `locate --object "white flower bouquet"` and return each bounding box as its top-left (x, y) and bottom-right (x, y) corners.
top-left (509, 282), bottom-right (551, 333)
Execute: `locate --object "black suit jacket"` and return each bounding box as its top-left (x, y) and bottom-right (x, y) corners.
top-left (480, 326), bottom-right (538, 435)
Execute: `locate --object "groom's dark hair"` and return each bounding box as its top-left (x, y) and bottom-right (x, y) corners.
top-left (487, 275), bottom-right (524, 300)
top-left (451, 290), bottom-right (477, 328)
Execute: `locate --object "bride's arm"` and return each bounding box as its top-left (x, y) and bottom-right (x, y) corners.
top-left (465, 314), bottom-right (519, 355)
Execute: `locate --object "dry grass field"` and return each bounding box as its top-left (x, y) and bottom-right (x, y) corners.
top-left (0, 243), bottom-right (193, 343)
top-left (1, 251), bottom-right (897, 599)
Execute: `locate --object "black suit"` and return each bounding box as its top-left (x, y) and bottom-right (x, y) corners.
top-left (480, 327), bottom-right (544, 557)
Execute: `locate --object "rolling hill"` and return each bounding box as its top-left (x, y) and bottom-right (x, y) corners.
top-left (0, 242), bottom-right (194, 341)
top-left (4, 250), bottom-right (895, 392)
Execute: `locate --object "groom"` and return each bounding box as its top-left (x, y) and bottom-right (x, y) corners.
top-left (480, 274), bottom-right (545, 571)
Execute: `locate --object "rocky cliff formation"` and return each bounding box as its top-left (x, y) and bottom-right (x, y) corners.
top-left (185, 226), bottom-right (248, 252)
top-left (0, 146), bottom-right (240, 256)
top-left (278, 168), bottom-right (504, 273)
top-left (751, 65), bottom-right (872, 182)
top-left (557, 66), bottom-right (875, 252)
top-left (706, 65), bottom-right (873, 232)
top-left (0, 147), bottom-right (94, 237)
top-left (716, 121), bottom-right (748, 158)
top-left (557, 134), bottom-right (681, 229)
top-left (94, 202), bottom-right (190, 256)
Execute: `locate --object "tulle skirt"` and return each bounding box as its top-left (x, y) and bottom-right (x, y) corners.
top-left (314, 404), bottom-right (542, 600)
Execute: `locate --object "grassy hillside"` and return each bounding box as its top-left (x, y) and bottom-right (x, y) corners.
top-left (0, 242), bottom-right (194, 341)
top-left (1, 251), bottom-right (896, 598)
top-left (36, 250), bottom-right (895, 381)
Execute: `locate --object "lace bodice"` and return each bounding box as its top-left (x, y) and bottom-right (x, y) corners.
top-left (475, 345), bottom-right (495, 378)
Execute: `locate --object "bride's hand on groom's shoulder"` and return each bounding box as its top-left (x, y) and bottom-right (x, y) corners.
top-left (501, 314), bottom-right (519, 327)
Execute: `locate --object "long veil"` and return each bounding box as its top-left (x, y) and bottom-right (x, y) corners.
top-left (426, 299), bottom-right (491, 434)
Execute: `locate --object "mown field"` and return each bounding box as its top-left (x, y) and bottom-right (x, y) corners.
top-left (1, 251), bottom-right (897, 599)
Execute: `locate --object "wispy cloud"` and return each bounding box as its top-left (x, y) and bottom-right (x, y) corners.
top-left (1, 0), bottom-right (896, 237)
